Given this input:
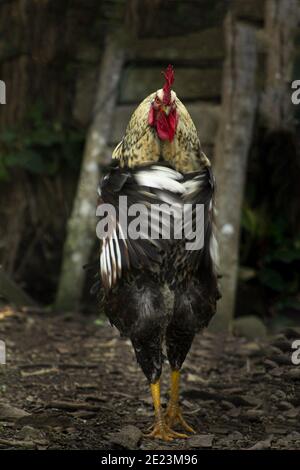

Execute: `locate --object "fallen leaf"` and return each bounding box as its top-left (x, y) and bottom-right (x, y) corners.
top-left (0, 403), bottom-right (30, 421)
top-left (109, 425), bottom-right (142, 450)
top-left (187, 434), bottom-right (214, 448)
top-left (248, 435), bottom-right (272, 450)
top-left (21, 367), bottom-right (59, 377)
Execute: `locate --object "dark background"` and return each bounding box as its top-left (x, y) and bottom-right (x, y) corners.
top-left (0, 0), bottom-right (300, 334)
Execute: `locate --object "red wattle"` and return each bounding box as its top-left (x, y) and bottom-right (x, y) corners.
top-left (156, 110), bottom-right (178, 142)
top-left (148, 106), bottom-right (178, 142)
top-left (148, 106), bottom-right (155, 126)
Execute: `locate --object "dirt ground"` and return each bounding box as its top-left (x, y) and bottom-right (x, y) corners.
top-left (0, 307), bottom-right (300, 450)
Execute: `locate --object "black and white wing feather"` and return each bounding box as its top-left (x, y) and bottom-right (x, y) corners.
top-left (97, 164), bottom-right (184, 291)
top-left (182, 166), bottom-right (219, 290)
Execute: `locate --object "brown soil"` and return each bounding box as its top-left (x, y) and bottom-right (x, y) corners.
top-left (0, 308), bottom-right (299, 450)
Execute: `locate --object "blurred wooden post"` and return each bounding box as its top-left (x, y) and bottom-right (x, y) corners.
top-left (55, 36), bottom-right (125, 311)
top-left (210, 13), bottom-right (258, 332)
top-left (261, 0), bottom-right (299, 130)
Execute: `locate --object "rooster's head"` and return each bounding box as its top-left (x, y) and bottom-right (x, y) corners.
top-left (148, 64), bottom-right (178, 142)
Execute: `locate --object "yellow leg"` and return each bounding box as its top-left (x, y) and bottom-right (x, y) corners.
top-left (144, 380), bottom-right (188, 441)
top-left (165, 370), bottom-right (196, 434)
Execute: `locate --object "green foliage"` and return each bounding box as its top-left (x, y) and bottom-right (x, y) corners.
top-left (0, 103), bottom-right (84, 180)
top-left (240, 218), bottom-right (300, 323)
top-left (241, 204), bottom-right (269, 241)
top-left (241, 205), bottom-right (300, 295)
top-left (258, 268), bottom-right (285, 292)
top-left (239, 129), bottom-right (300, 318)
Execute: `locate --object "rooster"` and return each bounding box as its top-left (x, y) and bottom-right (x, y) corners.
top-left (96, 65), bottom-right (220, 441)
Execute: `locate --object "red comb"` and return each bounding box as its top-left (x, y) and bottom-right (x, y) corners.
top-left (162, 64), bottom-right (174, 105)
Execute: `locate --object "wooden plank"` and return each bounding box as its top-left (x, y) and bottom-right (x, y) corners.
top-left (260, 0), bottom-right (299, 129)
top-left (55, 36), bottom-right (125, 311)
top-left (210, 14), bottom-right (258, 332)
top-left (109, 102), bottom-right (220, 146)
top-left (132, 28), bottom-right (225, 62)
top-left (233, 0), bottom-right (266, 23)
top-left (123, 0), bottom-right (229, 38)
top-left (120, 66), bottom-right (222, 103)
top-left (73, 66), bottom-right (98, 126)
